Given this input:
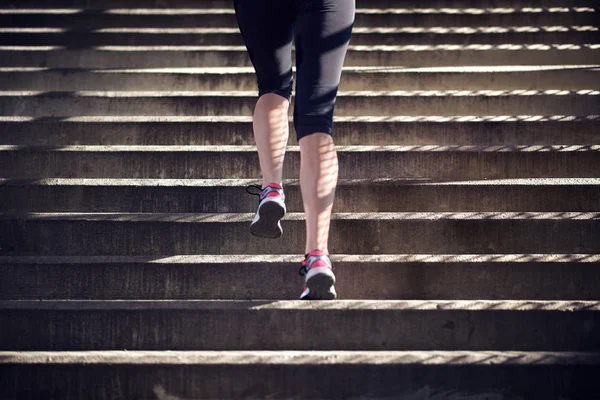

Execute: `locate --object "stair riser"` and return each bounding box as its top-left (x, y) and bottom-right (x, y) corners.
top-left (3, 31), bottom-right (598, 46)
top-left (3, 70), bottom-right (599, 91)
top-left (2, 184), bottom-right (599, 213)
top-left (1, 218), bottom-right (598, 255)
top-left (3, 121), bottom-right (598, 146)
top-left (3, 13), bottom-right (597, 29)
top-left (2, 151), bottom-right (598, 179)
top-left (2, 308), bottom-right (599, 351)
top-left (1, 362), bottom-right (597, 400)
top-left (1, 95), bottom-right (598, 116)
top-left (2, 261), bottom-right (599, 300)
top-left (2, 49), bottom-right (599, 69)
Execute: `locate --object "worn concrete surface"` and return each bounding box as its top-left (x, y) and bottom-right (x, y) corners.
top-left (2, 46), bottom-right (600, 69)
top-left (3, 67), bottom-right (599, 91)
top-left (2, 145), bottom-right (599, 180)
top-left (1, 90), bottom-right (599, 116)
top-left (4, 30), bottom-right (599, 47)
top-left (1, 212), bottom-right (599, 255)
top-left (1, 351), bottom-right (599, 399)
top-left (2, 254), bottom-right (599, 300)
top-left (2, 178), bottom-right (599, 213)
top-left (2, 117), bottom-right (599, 146)
top-left (1, 300), bottom-right (599, 351)
top-left (5, 0), bottom-right (600, 8)
top-left (1, 9), bottom-right (597, 29)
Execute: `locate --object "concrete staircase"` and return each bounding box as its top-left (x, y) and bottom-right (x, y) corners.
top-left (1, 1), bottom-right (599, 398)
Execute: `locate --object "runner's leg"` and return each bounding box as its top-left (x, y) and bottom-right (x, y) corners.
top-left (294, 0), bottom-right (355, 254)
top-left (234, 0), bottom-right (295, 188)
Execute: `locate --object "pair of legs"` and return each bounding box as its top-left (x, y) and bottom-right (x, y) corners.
top-left (235, 0), bottom-right (355, 255)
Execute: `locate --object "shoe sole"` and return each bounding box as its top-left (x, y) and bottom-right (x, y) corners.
top-left (304, 267), bottom-right (336, 300)
top-left (250, 199), bottom-right (285, 239)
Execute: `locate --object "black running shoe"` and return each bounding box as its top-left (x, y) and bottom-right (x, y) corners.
top-left (299, 250), bottom-right (336, 300)
top-left (247, 183), bottom-right (286, 239)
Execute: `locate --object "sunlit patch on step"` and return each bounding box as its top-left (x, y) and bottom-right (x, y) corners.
top-left (2, 177), bottom-right (598, 187)
top-left (246, 299), bottom-right (600, 311)
top-left (1, 350), bottom-right (599, 366)
top-left (2, 211), bottom-right (598, 222)
top-left (95, 28), bottom-right (240, 34)
top-left (334, 115), bottom-right (600, 122)
top-left (332, 253), bottom-right (600, 263)
top-left (2, 253), bottom-right (597, 265)
top-left (1, 298), bottom-right (599, 311)
top-left (349, 44), bottom-right (600, 51)
top-left (356, 8), bottom-right (597, 15)
top-left (103, 8), bottom-right (235, 15)
top-left (352, 26), bottom-right (600, 33)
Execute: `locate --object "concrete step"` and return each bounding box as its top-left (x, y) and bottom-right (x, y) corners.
top-left (2, 254), bottom-right (599, 301)
top-left (1, 8), bottom-right (597, 29)
top-left (1, 178), bottom-right (599, 213)
top-left (2, 45), bottom-right (599, 68)
top-left (1, 300), bottom-right (599, 351)
top-left (1, 90), bottom-right (599, 117)
top-left (3, 28), bottom-right (599, 46)
top-left (1, 212), bottom-right (598, 255)
top-left (5, 0), bottom-right (600, 8)
top-left (2, 350), bottom-right (598, 400)
top-left (2, 116), bottom-right (599, 146)
top-left (1, 145), bottom-right (598, 180)
top-left (2, 66), bottom-right (599, 91)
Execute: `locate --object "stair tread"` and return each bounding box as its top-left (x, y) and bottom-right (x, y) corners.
top-left (3, 350), bottom-right (600, 365)
top-left (2, 299), bottom-right (599, 310)
top-left (2, 44), bottom-right (599, 51)
top-left (3, 177), bottom-right (599, 186)
top-left (2, 144), bottom-right (598, 152)
top-left (2, 64), bottom-right (600, 73)
top-left (2, 253), bottom-right (599, 264)
top-left (3, 26), bottom-right (598, 33)
top-left (2, 89), bottom-right (599, 96)
top-left (2, 115), bottom-right (598, 122)
top-left (2, 211), bottom-right (599, 221)
top-left (0, 7), bottom-right (596, 15)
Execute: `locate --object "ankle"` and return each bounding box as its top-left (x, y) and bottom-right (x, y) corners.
top-left (263, 182), bottom-right (283, 190)
top-left (305, 249), bottom-right (328, 257)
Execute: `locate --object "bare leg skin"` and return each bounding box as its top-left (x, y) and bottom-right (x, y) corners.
top-left (253, 93), bottom-right (290, 188)
top-left (299, 133), bottom-right (338, 255)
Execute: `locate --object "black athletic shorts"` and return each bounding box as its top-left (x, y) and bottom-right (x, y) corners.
top-left (233, 0), bottom-right (355, 140)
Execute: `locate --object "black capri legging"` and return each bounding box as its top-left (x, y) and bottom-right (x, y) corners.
top-left (233, 0), bottom-right (355, 140)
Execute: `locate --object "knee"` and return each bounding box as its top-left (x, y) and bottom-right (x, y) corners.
top-left (295, 121), bottom-right (333, 141)
top-left (257, 71), bottom-right (293, 103)
top-left (299, 132), bottom-right (334, 152)
top-left (256, 92), bottom-right (290, 112)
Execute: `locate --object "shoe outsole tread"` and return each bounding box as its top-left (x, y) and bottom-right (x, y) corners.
top-left (250, 200), bottom-right (285, 239)
top-left (303, 268), bottom-right (337, 300)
